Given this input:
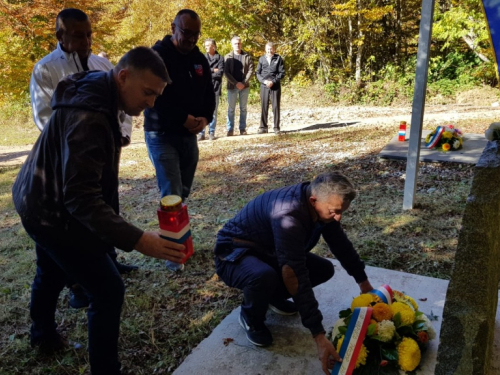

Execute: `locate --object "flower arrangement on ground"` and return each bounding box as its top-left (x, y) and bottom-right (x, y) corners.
top-left (330, 286), bottom-right (436, 374)
top-left (425, 124), bottom-right (463, 151)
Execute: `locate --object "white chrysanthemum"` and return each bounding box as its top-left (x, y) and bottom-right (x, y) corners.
top-left (331, 318), bottom-right (346, 338)
top-left (421, 314), bottom-right (436, 340)
top-left (377, 320), bottom-right (396, 342)
top-left (453, 139), bottom-right (461, 149)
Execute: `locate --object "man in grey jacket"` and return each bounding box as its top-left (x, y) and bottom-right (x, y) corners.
top-left (224, 36), bottom-right (254, 136)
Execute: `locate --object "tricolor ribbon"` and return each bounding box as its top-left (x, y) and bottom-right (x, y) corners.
top-left (369, 284), bottom-right (393, 305)
top-left (331, 307), bottom-right (373, 375)
top-left (425, 126), bottom-right (445, 149)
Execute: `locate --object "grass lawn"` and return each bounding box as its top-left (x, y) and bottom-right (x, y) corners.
top-left (0, 107), bottom-right (490, 374)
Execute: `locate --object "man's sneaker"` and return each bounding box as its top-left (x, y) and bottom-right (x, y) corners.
top-left (227, 130), bottom-right (234, 136)
top-left (209, 133), bottom-right (216, 141)
top-left (31, 332), bottom-right (67, 355)
top-left (269, 299), bottom-right (298, 315)
top-left (258, 128), bottom-right (268, 134)
top-left (197, 133), bottom-right (205, 141)
top-left (165, 260), bottom-right (185, 272)
top-left (68, 286), bottom-right (90, 309)
top-left (240, 130), bottom-right (248, 135)
top-left (238, 312), bottom-right (273, 347)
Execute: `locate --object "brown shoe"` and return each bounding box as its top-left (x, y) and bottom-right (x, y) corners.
top-left (240, 130), bottom-right (248, 135)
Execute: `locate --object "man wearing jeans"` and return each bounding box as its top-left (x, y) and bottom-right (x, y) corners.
top-left (13, 47), bottom-right (184, 375)
top-left (224, 36), bottom-right (254, 136)
top-left (144, 9), bottom-right (214, 200)
top-left (214, 172), bottom-right (373, 375)
top-left (198, 38), bottom-right (224, 141)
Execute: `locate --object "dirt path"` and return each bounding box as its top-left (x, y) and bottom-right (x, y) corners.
top-left (2, 104), bottom-right (499, 167)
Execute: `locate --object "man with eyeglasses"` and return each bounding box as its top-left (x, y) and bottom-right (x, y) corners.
top-left (213, 171), bottom-right (373, 375)
top-left (144, 9), bottom-right (215, 271)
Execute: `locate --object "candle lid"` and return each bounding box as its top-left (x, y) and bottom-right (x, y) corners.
top-left (160, 195), bottom-right (182, 211)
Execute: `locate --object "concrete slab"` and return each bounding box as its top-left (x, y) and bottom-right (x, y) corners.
top-left (379, 131), bottom-right (488, 164)
top-left (174, 260), bottom-right (500, 375)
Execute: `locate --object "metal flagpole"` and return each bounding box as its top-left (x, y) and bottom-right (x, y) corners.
top-left (403, 0), bottom-right (436, 210)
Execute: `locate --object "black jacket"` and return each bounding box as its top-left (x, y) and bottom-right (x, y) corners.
top-left (144, 36), bottom-right (215, 135)
top-left (214, 182), bottom-right (367, 336)
top-left (12, 70), bottom-right (143, 252)
top-left (205, 51), bottom-right (224, 96)
top-left (256, 53), bottom-right (285, 90)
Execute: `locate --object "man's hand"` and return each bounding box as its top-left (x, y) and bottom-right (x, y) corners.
top-left (235, 82), bottom-right (245, 90)
top-left (359, 279), bottom-right (374, 294)
top-left (184, 115), bottom-right (205, 134)
top-left (213, 68), bottom-right (219, 73)
top-left (265, 80), bottom-right (274, 88)
top-left (314, 333), bottom-right (342, 375)
top-left (134, 232), bottom-right (185, 263)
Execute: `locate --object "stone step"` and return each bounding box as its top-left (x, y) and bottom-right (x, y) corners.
top-left (174, 260), bottom-right (500, 375)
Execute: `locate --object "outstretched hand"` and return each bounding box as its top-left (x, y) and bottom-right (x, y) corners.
top-left (134, 231), bottom-right (185, 263)
top-left (314, 333), bottom-right (342, 375)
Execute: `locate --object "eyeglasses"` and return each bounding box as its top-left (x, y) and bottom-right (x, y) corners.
top-left (175, 24), bottom-right (202, 40)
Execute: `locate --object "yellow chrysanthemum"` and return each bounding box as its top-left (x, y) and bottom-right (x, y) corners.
top-left (425, 134), bottom-right (431, 143)
top-left (390, 302), bottom-right (415, 326)
top-left (404, 295), bottom-right (419, 311)
top-left (336, 336), bottom-right (369, 368)
top-left (397, 337), bottom-right (421, 371)
top-left (350, 294), bottom-right (375, 310)
top-left (442, 131), bottom-right (453, 139)
top-left (372, 303), bottom-right (393, 322)
top-left (442, 143), bottom-right (451, 151)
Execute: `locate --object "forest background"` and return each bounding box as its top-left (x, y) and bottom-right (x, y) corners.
top-left (0, 0), bottom-right (497, 119)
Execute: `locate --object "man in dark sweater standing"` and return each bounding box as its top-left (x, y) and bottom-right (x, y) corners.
top-left (256, 42), bottom-right (285, 134)
top-left (198, 38), bottom-right (224, 141)
top-left (144, 9), bottom-right (215, 201)
top-left (214, 172), bottom-right (373, 375)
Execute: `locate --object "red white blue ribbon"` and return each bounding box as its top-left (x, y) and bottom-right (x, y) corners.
top-left (331, 307), bottom-right (373, 375)
top-left (369, 284), bottom-right (393, 305)
top-left (425, 126), bottom-right (445, 149)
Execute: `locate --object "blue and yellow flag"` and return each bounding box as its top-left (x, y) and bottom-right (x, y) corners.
top-left (482, 0), bottom-right (500, 79)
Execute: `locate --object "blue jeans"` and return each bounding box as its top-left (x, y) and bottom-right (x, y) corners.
top-left (200, 95), bottom-right (220, 136)
top-left (22, 221), bottom-right (124, 375)
top-left (227, 87), bottom-right (249, 132)
top-left (215, 252), bottom-right (334, 326)
top-left (145, 131), bottom-right (199, 200)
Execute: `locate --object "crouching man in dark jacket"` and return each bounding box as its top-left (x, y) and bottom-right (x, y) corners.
top-left (12, 47), bottom-right (183, 375)
top-left (214, 172), bottom-right (374, 375)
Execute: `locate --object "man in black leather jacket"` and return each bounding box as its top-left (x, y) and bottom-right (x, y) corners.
top-left (12, 47), bottom-right (184, 375)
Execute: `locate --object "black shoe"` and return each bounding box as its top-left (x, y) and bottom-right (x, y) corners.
top-left (238, 312), bottom-right (273, 347)
top-left (269, 299), bottom-right (298, 315)
top-left (227, 130), bottom-right (234, 136)
top-left (258, 128), bottom-right (268, 134)
top-left (31, 332), bottom-right (67, 355)
top-left (69, 286), bottom-right (90, 309)
top-left (115, 261), bottom-right (139, 275)
top-left (240, 130), bottom-right (247, 135)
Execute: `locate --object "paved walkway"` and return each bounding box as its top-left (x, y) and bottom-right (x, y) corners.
top-left (174, 260), bottom-right (500, 375)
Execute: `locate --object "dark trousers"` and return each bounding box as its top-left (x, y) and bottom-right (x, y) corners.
top-left (25, 223), bottom-right (124, 375)
top-left (259, 85), bottom-right (281, 131)
top-left (216, 252), bottom-right (334, 325)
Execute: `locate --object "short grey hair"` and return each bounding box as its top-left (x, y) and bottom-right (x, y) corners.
top-left (204, 38), bottom-right (216, 47)
top-left (310, 171), bottom-right (356, 202)
top-left (231, 36), bottom-right (241, 43)
top-left (265, 42), bottom-right (274, 49)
